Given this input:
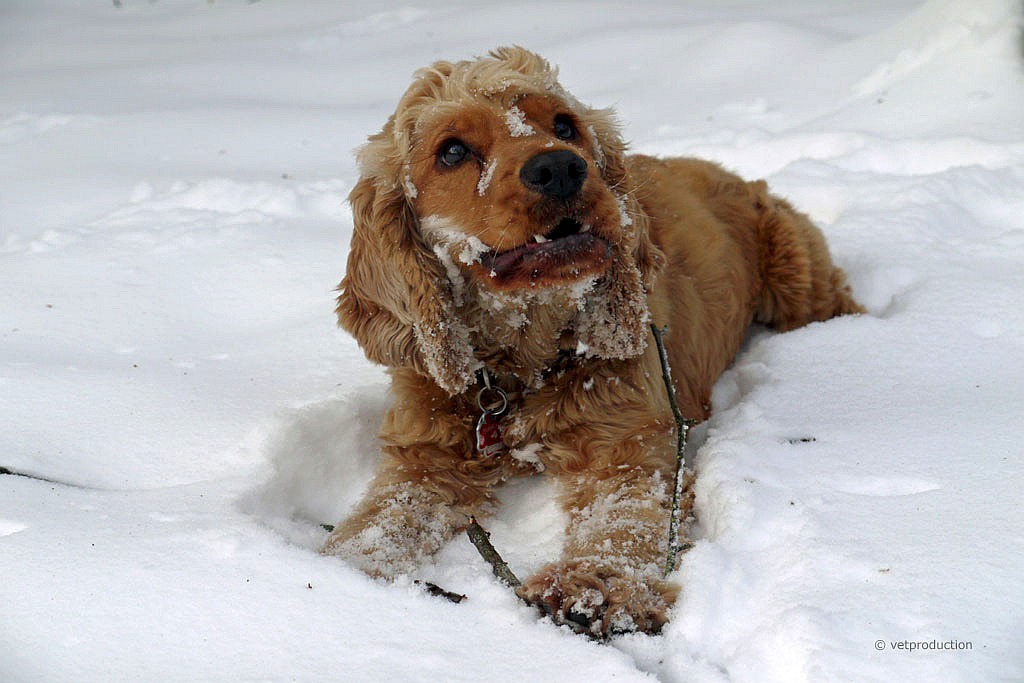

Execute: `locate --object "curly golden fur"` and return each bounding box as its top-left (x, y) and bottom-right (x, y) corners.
top-left (322, 46), bottom-right (863, 638)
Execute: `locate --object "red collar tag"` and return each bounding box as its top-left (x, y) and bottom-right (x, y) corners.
top-left (475, 377), bottom-right (508, 458)
top-left (476, 412), bottom-right (505, 457)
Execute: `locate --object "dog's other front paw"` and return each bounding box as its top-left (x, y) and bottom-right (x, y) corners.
top-left (516, 560), bottom-right (678, 638)
top-left (320, 521), bottom-right (423, 579)
top-left (320, 483), bottom-right (464, 579)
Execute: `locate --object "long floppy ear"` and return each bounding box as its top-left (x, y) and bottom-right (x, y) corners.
top-left (574, 108), bottom-right (665, 360)
top-left (585, 106), bottom-right (666, 285)
top-left (337, 171), bottom-right (479, 396)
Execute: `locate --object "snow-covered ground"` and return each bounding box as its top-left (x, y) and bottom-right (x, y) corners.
top-left (2, 1), bottom-right (1022, 681)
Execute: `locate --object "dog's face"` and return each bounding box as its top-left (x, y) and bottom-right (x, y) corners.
top-left (407, 92), bottom-right (624, 290)
top-left (338, 47), bottom-right (662, 394)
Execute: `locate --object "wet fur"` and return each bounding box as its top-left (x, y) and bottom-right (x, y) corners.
top-left (322, 46), bottom-right (863, 637)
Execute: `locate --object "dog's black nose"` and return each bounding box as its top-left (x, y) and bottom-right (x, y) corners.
top-left (520, 150), bottom-right (587, 200)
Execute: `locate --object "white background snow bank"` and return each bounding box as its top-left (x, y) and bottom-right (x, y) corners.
top-left (2, 1), bottom-right (1022, 681)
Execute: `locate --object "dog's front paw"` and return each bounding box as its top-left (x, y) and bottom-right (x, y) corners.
top-left (320, 522), bottom-right (421, 579)
top-left (516, 560), bottom-right (677, 638)
top-left (320, 483), bottom-right (464, 579)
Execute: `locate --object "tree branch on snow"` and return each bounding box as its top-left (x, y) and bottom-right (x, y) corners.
top-left (465, 517), bottom-right (521, 587)
top-left (0, 466), bottom-right (97, 489)
top-left (415, 580), bottom-right (467, 604)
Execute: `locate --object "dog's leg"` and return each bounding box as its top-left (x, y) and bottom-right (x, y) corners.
top-left (320, 470), bottom-right (467, 578)
top-left (517, 467), bottom-right (682, 637)
top-left (514, 364), bottom-right (689, 637)
top-left (321, 369), bottom-right (507, 578)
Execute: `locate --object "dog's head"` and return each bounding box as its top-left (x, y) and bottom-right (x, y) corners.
top-left (339, 46), bottom-right (664, 394)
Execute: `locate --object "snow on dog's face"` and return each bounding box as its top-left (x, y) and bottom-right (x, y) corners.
top-left (409, 93), bottom-right (621, 291)
top-left (337, 47), bottom-right (662, 394)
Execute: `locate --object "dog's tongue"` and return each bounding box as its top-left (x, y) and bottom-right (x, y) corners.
top-left (482, 232), bottom-right (611, 286)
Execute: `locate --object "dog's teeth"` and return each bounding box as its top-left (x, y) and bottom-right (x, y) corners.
top-left (581, 223), bottom-right (592, 232)
top-left (533, 234), bottom-right (549, 243)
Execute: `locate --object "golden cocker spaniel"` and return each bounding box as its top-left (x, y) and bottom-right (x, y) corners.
top-left (322, 46), bottom-right (863, 637)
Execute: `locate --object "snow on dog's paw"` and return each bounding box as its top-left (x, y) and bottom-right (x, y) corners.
top-left (517, 560), bottom-right (677, 639)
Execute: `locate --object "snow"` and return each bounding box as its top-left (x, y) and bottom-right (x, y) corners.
top-left (505, 104), bottom-right (536, 137)
top-left (477, 157), bottom-right (498, 196)
top-left (510, 443), bottom-right (545, 471)
top-left (402, 170), bottom-right (418, 199)
top-left (1, 1), bottom-right (1022, 681)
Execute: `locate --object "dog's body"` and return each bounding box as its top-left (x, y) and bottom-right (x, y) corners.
top-left (322, 47), bottom-right (862, 637)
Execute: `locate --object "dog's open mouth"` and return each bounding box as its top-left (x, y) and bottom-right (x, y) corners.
top-left (479, 217), bottom-right (612, 289)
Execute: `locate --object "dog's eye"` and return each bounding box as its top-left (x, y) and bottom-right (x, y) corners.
top-left (553, 114), bottom-right (578, 141)
top-left (438, 139), bottom-right (469, 167)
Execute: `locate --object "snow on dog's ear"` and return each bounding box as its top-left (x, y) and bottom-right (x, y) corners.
top-left (580, 101), bottom-right (666, 287)
top-left (573, 107), bottom-right (665, 360)
top-left (582, 106), bottom-right (630, 190)
top-left (336, 122), bottom-right (479, 396)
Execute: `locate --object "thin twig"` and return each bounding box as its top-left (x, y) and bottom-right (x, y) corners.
top-left (415, 580), bottom-right (467, 604)
top-left (0, 466), bottom-right (101, 490)
top-left (650, 324), bottom-right (697, 577)
top-left (465, 517), bottom-right (521, 587)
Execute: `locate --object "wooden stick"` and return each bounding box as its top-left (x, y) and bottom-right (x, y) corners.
top-left (415, 580), bottom-right (467, 604)
top-left (0, 465), bottom-right (97, 489)
top-left (650, 324), bottom-right (696, 577)
top-left (465, 517), bottom-right (521, 587)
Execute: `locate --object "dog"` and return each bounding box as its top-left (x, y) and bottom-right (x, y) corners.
top-left (321, 46), bottom-right (863, 637)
